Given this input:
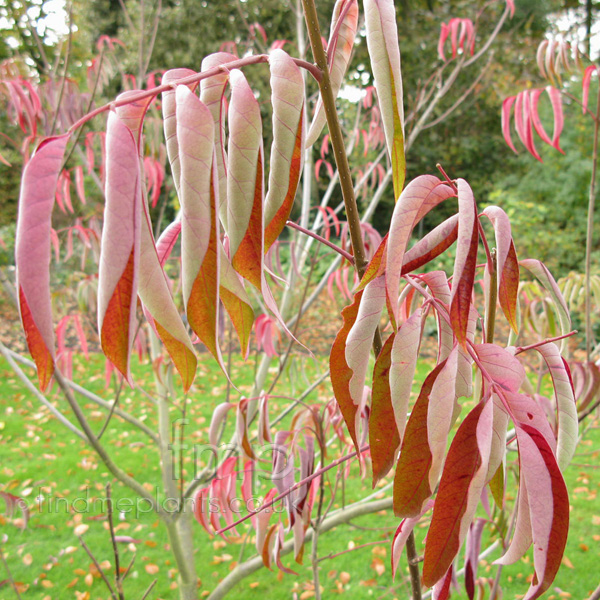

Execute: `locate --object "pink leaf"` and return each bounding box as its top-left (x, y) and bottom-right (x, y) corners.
top-left (546, 86), bottom-right (564, 153)
top-left (386, 175), bottom-right (455, 325)
top-left (155, 221), bottom-right (182, 267)
top-left (97, 112), bottom-right (141, 383)
top-left (161, 68), bottom-right (197, 198)
top-left (533, 343), bottom-right (578, 470)
top-left (15, 134), bottom-right (69, 390)
top-left (345, 276), bottom-right (386, 442)
top-left (582, 65), bottom-right (597, 114)
top-left (116, 92), bottom-right (198, 391)
top-left (512, 425), bottom-right (569, 600)
top-left (502, 96), bottom-right (518, 154)
top-left (391, 499), bottom-right (434, 579)
top-left (475, 343), bottom-right (526, 394)
top-left (200, 53), bottom-right (239, 227)
top-left (264, 49), bottom-right (305, 253)
top-left (520, 259), bottom-right (571, 351)
top-left (449, 179), bottom-right (479, 348)
top-left (389, 308), bottom-right (423, 443)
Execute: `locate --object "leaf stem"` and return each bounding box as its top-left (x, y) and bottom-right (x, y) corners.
top-left (514, 330), bottom-right (578, 355)
top-left (67, 55), bottom-right (321, 134)
top-left (286, 220), bottom-right (354, 263)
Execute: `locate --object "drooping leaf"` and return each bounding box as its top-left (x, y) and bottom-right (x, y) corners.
top-left (386, 175), bottom-right (454, 325)
top-left (394, 350), bottom-right (458, 518)
top-left (209, 402), bottom-right (233, 448)
top-left (533, 343), bottom-right (578, 470)
top-left (116, 92), bottom-right (197, 391)
top-left (391, 499), bottom-right (434, 579)
top-left (486, 395), bottom-right (509, 507)
top-left (504, 391), bottom-right (557, 453)
top-left (582, 65), bottom-right (598, 115)
top-left (502, 96), bottom-right (518, 154)
top-left (364, 0), bottom-right (406, 198)
top-left (227, 69), bottom-right (264, 290)
top-left (305, 0), bottom-right (358, 147)
top-left (200, 52), bottom-right (238, 229)
top-left (422, 401), bottom-right (493, 588)
top-left (98, 113), bottom-right (142, 382)
top-left (369, 332), bottom-right (397, 486)
top-left (449, 179), bottom-right (479, 348)
top-left (420, 272), bottom-right (453, 363)
top-left (255, 488), bottom-right (279, 568)
top-left (161, 69), bottom-right (197, 197)
top-left (176, 86), bottom-right (224, 365)
top-left (464, 518), bottom-right (486, 600)
top-left (389, 308), bottom-right (422, 443)
top-left (520, 259), bottom-right (571, 352)
top-left (219, 243), bottom-right (255, 358)
top-left (512, 425), bottom-right (569, 600)
top-left (264, 49), bottom-right (305, 253)
top-left (330, 290), bottom-right (364, 452)
top-left (474, 343), bottom-right (526, 394)
top-left (481, 206), bottom-right (519, 333)
top-left (155, 220), bottom-right (181, 266)
top-left (346, 276), bottom-right (386, 439)
top-left (15, 134), bottom-right (69, 390)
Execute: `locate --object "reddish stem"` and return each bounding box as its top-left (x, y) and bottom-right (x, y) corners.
top-left (214, 444), bottom-right (369, 536)
top-left (286, 220), bottom-right (355, 264)
top-left (514, 330), bottom-right (578, 355)
top-left (67, 55), bottom-right (321, 134)
top-left (436, 163), bottom-right (458, 193)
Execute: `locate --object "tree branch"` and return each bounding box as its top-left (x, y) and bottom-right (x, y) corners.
top-left (207, 497), bottom-right (393, 600)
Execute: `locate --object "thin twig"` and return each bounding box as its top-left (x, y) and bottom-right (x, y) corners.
top-left (122, 551), bottom-right (137, 580)
top-left (584, 75), bottom-right (600, 360)
top-left (79, 535), bottom-right (118, 600)
top-left (105, 485), bottom-right (124, 600)
top-left (140, 579), bottom-right (157, 600)
top-left (50, 1), bottom-right (73, 136)
top-left (5, 349), bottom-right (159, 444)
top-left (0, 342), bottom-right (86, 440)
top-left (0, 548), bottom-right (23, 600)
top-left (54, 369), bottom-right (164, 515)
top-left (97, 377), bottom-right (125, 440)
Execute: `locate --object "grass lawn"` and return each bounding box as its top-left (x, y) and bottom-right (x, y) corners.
top-left (0, 351), bottom-right (599, 600)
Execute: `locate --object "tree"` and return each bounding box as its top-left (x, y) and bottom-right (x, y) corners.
top-left (1, 1), bottom-right (583, 599)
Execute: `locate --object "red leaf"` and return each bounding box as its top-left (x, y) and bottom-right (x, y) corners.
top-left (264, 50), bottom-right (305, 253)
top-left (422, 401), bottom-right (493, 588)
top-left (369, 332), bottom-right (398, 486)
top-left (449, 179), bottom-right (478, 348)
top-left (513, 425), bottom-right (569, 600)
top-left (502, 96), bottom-right (518, 154)
top-left (394, 350), bottom-right (458, 518)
